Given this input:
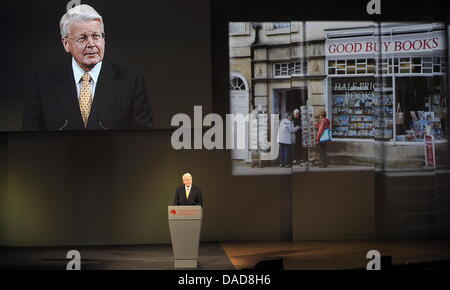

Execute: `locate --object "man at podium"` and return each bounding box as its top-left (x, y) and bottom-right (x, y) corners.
top-left (173, 173), bottom-right (203, 206)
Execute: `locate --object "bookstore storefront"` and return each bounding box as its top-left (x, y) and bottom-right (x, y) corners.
top-left (325, 24), bottom-right (448, 168)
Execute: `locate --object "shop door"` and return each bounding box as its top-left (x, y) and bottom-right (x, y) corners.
top-left (273, 88), bottom-right (308, 117)
top-left (286, 89), bottom-right (308, 114)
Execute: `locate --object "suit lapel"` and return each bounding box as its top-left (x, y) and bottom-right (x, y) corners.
top-left (56, 62), bottom-right (84, 129)
top-left (187, 186), bottom-right (195, 202)
top-left (88, 61), bottom-right (120, 127)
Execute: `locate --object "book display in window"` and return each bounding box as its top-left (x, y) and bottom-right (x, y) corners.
top-left (331, 77), bottom-right (393, 139)
top-left (373, 81), bottom-right (393, 140)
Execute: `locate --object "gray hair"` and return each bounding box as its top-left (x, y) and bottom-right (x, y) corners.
top-left (60, 4), bottom-right (104, 38)
top-left (182, 173), bottom-right (192, 179)
top-left (293, 109), bottom-right (300, 115)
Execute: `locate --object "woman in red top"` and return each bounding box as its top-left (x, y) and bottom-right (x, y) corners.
top-left (316, 110), bottom-right (331, 168)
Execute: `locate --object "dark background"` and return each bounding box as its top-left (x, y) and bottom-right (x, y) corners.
top-left (0, 0), bottom-right (447, 130)
top-left (0, 0), bottom-right (449, 247)
top-left (0, 0), bottom-right (212, 131)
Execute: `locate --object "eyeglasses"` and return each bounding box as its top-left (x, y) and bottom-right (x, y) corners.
top-left (65, 33), bottom-right (105, 45)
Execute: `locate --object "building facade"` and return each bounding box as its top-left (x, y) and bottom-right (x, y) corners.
top-left (229, 22), bottom-right (449, 169)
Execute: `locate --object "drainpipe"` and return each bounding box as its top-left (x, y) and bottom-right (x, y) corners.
top-left (250, 23), bottom-right (262, 109)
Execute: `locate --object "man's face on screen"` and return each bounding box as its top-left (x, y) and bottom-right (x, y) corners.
top-left (63, 20), bottom-right (105, 71)
top-left (183, 176), bottom-right (192, 187)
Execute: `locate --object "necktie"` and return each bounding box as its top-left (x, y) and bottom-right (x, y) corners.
top-left (186, 188), bottom-right (190, 199)
top-left (79, 73), bottom-right (92, 127)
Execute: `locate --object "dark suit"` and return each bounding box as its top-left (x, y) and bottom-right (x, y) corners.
top-left (173, 185), bottom-right (203, 206)
top-left (23, 59), bottom-right (154, 131)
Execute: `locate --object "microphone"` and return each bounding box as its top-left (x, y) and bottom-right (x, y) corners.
top-left (58, 120), bottom-right (69, 131)
top-left (95, 107), bottom-right (108, 130)
top-left (98, 120), bottom-right (108, 130)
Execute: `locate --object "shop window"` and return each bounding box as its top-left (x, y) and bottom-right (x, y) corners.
top-left (356, 59), bottom-right (366, 74)
top-left (346, 59), bottom-right (356, 74)
top-left (328, 60), bottom-right (336, 75)
top-left (433, 57), bottom-right (446, 73)
top-left (423, 57), bottom-right (432, 73)
top-left (330, 77), bottom-right (393, 139)
top-left (399, 58), bottom-right (411, 74)
top-left (395, 76), bottom-right (448, 141)
top-left (373, 78), bottom-right (394, 139)
top-left (328, 56), bottom-right (447, 76)
top-left (393, 58), bottom-right (399, 74)
top-left (368, 59), bottom-right (376, 74)
top-left (329, 75), bottom-right (447, 141)
top-left (412, 58), bottom-right (422, 73)
top-left (377, 58), bottom-right (389, 75)
top-left (337, 59), bottom-right (346, 74)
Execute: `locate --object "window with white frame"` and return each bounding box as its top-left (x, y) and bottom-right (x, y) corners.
top-left (273, 61), bottom-right (307, 77)
top-left (272, 22), bottom-right (291, 30)
top-left (229, 22), bottom-right (249, 35)
top-left (230, 76), bottom-right (246, 91)
top-left (328, 56), bottom-right (446, 75)
top-left (292, 61), bottom-right (308, 75)
top-left (274, 63), bottom-right (290, 77)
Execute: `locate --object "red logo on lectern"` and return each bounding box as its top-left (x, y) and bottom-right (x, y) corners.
top-left (170, 209), bottom-right (177, 215)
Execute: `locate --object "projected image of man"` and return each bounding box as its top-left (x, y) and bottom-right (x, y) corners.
top-left (23, 4), bottom-right (153, 131)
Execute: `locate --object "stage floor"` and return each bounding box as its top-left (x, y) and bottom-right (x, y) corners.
top-left (0, 242), bottom-right (234, 270)
top-left (221, 239), bottom-right (450, 270)
top-left (1, 239), bottom-right (449, 270)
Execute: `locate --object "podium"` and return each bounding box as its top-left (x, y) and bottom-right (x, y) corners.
top-left (168, 205), bottom-right (202, 268)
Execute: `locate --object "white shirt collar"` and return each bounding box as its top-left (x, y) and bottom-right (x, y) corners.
top-left (72, 57), bottom-right (102, 84)
top-left (185, 185), bottom-right (192, 190)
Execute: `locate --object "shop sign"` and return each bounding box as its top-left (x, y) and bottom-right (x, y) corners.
top-left (326, 31), bottom-right (446, 56)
